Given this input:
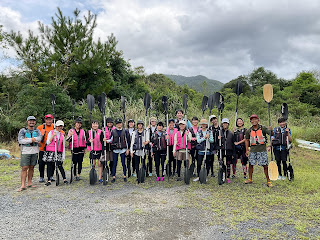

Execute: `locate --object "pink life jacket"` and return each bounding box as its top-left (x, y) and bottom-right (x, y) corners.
top-left (168, 128), bottom-right (178, 146)
top-left (104, 126), bottom-right (116, 140)
top-left (46, 130), bottom-right (64, 153)
top-left (87, 129), bottom-right (102, 151)
top-left (175, 130), bottom-right (191, 150)
top-left (69, 129), bottom-right (86, 148)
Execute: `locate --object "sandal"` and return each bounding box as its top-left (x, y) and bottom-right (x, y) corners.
top-left (244, 179), bottom-right (253, 184)
top-left (17, 187), bottom-right (27, 192)
top-left (27, 185), bottom-right (36, 188)
top-left (267, 182), bottom-right (273, 187)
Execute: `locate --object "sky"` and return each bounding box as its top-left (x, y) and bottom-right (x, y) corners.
top-left (1, 0), bottom-right (320, 83)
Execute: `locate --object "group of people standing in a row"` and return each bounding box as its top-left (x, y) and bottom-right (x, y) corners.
top-left (17, 109), bottom-right (292, 191)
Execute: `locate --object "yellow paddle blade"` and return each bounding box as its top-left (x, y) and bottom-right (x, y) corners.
top-left (263, 84), bottom-right (273, 103)
top-left (268, 161), bottom-right (278, 181)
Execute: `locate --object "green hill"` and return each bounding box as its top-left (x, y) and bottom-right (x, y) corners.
top-left (165, 74), bottom-right (224, 94)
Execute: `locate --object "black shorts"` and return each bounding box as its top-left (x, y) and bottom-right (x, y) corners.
top-left (90, 151), bottom-right (102, 160)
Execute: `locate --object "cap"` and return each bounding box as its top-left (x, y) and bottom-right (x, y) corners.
top-left (157, 122), bottom-right (164, 127)
top-left (137, 120), bottom-right (144, 125)
top-left (250, 114), bottom-right (259, 120)
top-left (150, 117), bottom-right (157, 122)
top-left (75, 117), bottom-right (82, 123)
top-left (209, 115), bottom-right (217, 121)
top-left (222, 118), bottom-right (229, 124)
top-left (179, 120), bottom-right (186, 125)
top-left (27, 116), bottom-right (36, 121)
top-left (199, 119), bottom-right (208, 125)
top-left (56, 120), bottom-right (64, 126)
top-left (168, 118), bottom-right (175, 123)
top-left (128, 119), bottom-right (135, 123)
top-left (106, 117), bottom-right (113, 123)
top-left (45, 114), bottom-right (53, 119)
top-left (115, 118), bottom-right (122, 124)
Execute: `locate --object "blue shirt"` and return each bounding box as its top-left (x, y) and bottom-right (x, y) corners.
top-left (272, 127), bottom-right (292, 151)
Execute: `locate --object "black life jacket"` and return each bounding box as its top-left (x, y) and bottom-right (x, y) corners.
top-left (111, 129), bottom-right (127, 150)
top-left (151, 131), bottom-right (167, 151)
top-left (272, 127), bottom-right (288, 146)
top-left (132, 130), bottom-right (145, 151)
top-left (196, 129), bottom-right (208, 151)
top-left (189, 126), bottom-right (199, 148)
top-left (220, 129), bottom-right (234, 151)
top-left (209, 125), bottom-right (220, 150)
top-left (234, 128), bottom-right (247, 147)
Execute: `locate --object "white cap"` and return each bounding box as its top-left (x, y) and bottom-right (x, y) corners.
top-left (179, 120), bottom-right (186, 125)
top-left (55, 120), bottom-right (64, 126)
top-left (222, 118), bottom-right (229, 124)
top-left (209, 115), bottom-right (217, 121)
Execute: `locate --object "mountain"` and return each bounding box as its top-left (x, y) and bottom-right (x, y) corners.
top-left (164, 74), bottom-right (224, 94)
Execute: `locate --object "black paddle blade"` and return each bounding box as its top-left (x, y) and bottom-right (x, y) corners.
top-left (199, 167), bottom-right (206, 184)
top-left (183, 94), bottom-right (188, 112)
top-left (89, 168), bottom-right (97, 185)
top-left (215, 92), bottom-right (224, 111)
top-left (162, 96), bottom-right (168, 114)
top-left (208, 94), bottom-right (215, 111)
top-left (103, 167), bottom-right (108, 185)
top-left (98, 93), bottom-right (107, 114)
top-left (235, 80), bottom-right (244, 96)
top-left (201, 96), bottom-right (208, 113)
top-left (50, 94), bottom-right (56, 105)
top-left (144, 93), bottom-right (151, 110)
top-left (121, 96), bottom-right (126, 110)
top-left (72, 99), bottom-right (75, 106)
top-left (287, 165), bottom-right (294, 181)
top-left (281, 103), bottom-right (289, 121)
top-left (214, 92), bottom-right (221, 109)
top-left (184, 168), bottom-right (190, 185)
top-left (87, 94), bottom-right (95, 112)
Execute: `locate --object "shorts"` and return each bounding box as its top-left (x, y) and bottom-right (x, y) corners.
top-left (90, 151), bottom-right (102, 160)
top-left (248, 152), bottom-right (268, 166)
top-left (100, 151), bottom-right (113, 162)
top-left (20, 154), bottom-right (38, 167)
top-left (176, 151), bottom-right (190, 161)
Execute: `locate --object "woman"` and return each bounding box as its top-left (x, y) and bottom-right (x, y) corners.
top-left (126, 119), bottom-right (136, 177)
top-left (43, 120), bottom-right (68, 186)
top-left (233, 118), bottom-right (248, 178)
top-left (67, 117), bottom-right (86, 181)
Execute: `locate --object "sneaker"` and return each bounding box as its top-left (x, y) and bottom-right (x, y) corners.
top-left (50, 177), bottom-right (56, 182)
top-left (282, 176), bottom-right (286, 180)
top-left (99, 179), bottom-right (103, 183)
top-left (156, 177), bottom-right (160, 181)
top-left (45, 182), bottom-right (51, 186)
top-left (39, 177), bottom-right (44, 183)
top-left (243, 175), bottom-right (247, 179)
top-left (277, 176), bottom-right (282, 180)
top-left (64, 180), bottom-right (69, 184)
top-left (192, 173), bottom-right (197, 177)
top-left (160, 177), bottom-right (164, 181)
top-left (132, 173), bottom-right (136, 177)
top-left (124, 178), bottom-right (127, 182)
top-left (111, 178), bottom-right (116, 183)
top-left (176, 177), bottom-right (182, 181)
top-left (231, 175), bottom-right (236, 179)
top-left (149, 173), bottom-right (152, 177)
top-left (226, 178), bottom-right (231, 183)
top-left (193, 177), bottom-right (199, 182)
top-left (211, 173), bottom-right (215, 177)
top-left (75, 176), bottom-right (80, 181)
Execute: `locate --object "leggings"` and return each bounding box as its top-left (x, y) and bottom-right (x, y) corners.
top-left (209, 153), bottom-right (215, 174)
top-left (126, 155), bottom-right (135, 173)
top-left (154, 150), bottom-right (166, 177)
top-left (112, 152), bottom-right (126, 177)
top-left (168, 145), bottom-right (176, 175)
top-left (197, 154), bottom-right (211, 176)
top-left (223, 155), bottom-right (233, 178)
top-left (274, 150), bottom-right (288, 176)
top-left (134, 154), bottom-right (146, 178)
top-left (72, 152), bottom-right (84, 175)
top-left (233, 148), bottom-right (248, 175)
top-left (177, 160), bottom-right (187, 177)
top-left (147, 151), bottom-right (153, 173)
top-left (38, 151), bottom-right (46, 178)
top-left (47, 161), bottom-right (66, 181)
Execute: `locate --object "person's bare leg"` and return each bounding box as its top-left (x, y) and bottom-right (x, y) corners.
top-left (20, 166), bottom-right (28, 189)
top-left (27, 165), bottom-right (34, 186)
top-left (263, 165), bottom-right (270, 182)
top-left (248, 164), bottom-right (253, 180)
top-left (98, 161), bottom-right (103, 179)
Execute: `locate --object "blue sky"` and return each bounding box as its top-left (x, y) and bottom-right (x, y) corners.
top-left (1, 0), bottom-right (320, 82)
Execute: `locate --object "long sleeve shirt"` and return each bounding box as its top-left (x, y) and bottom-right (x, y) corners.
top-left (173, 130), bottom-right (192, 153)
top-left (18, 128), bottom-right (42, 154)
top-left (46, 130), bottom-right (65, 160)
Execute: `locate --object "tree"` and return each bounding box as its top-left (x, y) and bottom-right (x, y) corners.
top-left (248, 67), bottom-right (279, 91)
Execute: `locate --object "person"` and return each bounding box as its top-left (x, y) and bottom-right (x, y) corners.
top-left (66, 117), bottom-right (86, 181)
top-left (146, 117), bottom-right (157, 176)
top-left (233, 118), bottom-right (248, 178)
top-left (87, 120), bottom-right (104, 183)
top-left (37, 114), bottom-right (55, 183)
top-left (167, 119), bottom-right (178, 176)
top-left (130, 120), bottom-right (149, 181)
top-left (101, 117), bottom-right (115, 174)
top-left (43, 120), bottom-right (68, 186)
top-left (17, 116), bottom-right (42, 191)
top-left (245, 114), bottom-right (274, 187)
top-left (208, 115), bottom-right (219, 177)
top-left (110, 118), bottom-right (130, 183)
top-left (194, 119), bottom-right (214, 182)
top-left (189, 117), bottom-right (199, 177)
top-left (272, 117), bottom-right (292, 180)
top-left (126, 119), bottom-right (136, 177)
top-left (174, 109), bottom-right (192, 130)
top-left (173, 120), bottom-right (192, 181)
top-left (218, 118), bottom-right (235, 184)
top-left (151, 122), bottom-right (167, 181)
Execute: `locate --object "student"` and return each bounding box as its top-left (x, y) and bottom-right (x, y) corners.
top-left (43, 120), bottom-right (68, 185)
top-left (17, 116), bottom-right (42, 191)
top-left (219, 118), bottom-right (235, 184)
top-left (245, 114), bottom-right (274, 187)
top-left (167, 119), bottom-right (178, 176)
top-left (194, 119), bottom-right (214, 182)
top-left (208, 115), bottom-right (219, 177)
top-left (189, 117), bottom-right (200, 177)
top-left (151, 122), bottom-right (167, 181)
top-left (233, 118), bottom-right (248, 178)
top-left (87, 120), bottom-right (104, 183)
top-left (272, 117), bottom-right (292, 180)
top-left (146, 117), bottom-right (157, 177)
top-left (173, 120), bottom-right (192, 181)
top-left (101, 117), bottom-right (115, 173)
top-left (110, 118), bottom-right (130, 182)
top-left (66, 117), bottom-right (86, 181)
top-left (130, 120), bottom-right (149, 180)
top-left (126, 119), bottom-right (136, 177)
top-left (174, 109), bottom-right (192, 130)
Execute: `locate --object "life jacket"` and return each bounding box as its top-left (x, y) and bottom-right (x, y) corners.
top-left (132, 130), bottom-right (145, 151)
top-left (46, 130), bottom-right (64, 153)
top-left (249, 125), bottom-right (266, 146)
top-left (167, 128), bottom-right (178, 146)
top-left (87, 129), bottom-right (103, 151)
top-left (189, 126), bottom-right (199, 148)
top-left (209, 125), bottom-right (220, 150)
top-left (145, 126), bottom-right (156, 150)
top-left (69, 129), bottom-right (86, 148)
top-left (104, 126), bottom-right (115, 140)
top-left (111, 129), bottom-right (128, 150)
top-left (220, 129), bottom-right (234, 150)
top-left (23, 128), bottom-right (39, 147)
top-left (175, 130), bottom-right (191, 150)
top-left (234, 128), bottom-right (247, 147)
top-left (273, 127), bottom-right (288, 146)
top-left (196, 129), bottom-right (208, 151)
top-left (151, 131), bottom-right (167, 151)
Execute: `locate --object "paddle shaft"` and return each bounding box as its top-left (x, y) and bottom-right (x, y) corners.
top-left (268, 102), bottom-right (273, 161)
top-left (235, 96), bottom-right (239, 127)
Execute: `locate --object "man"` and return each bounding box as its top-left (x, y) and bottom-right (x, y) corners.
top-left (245, 114), bottom-right (274, 187)
top-left (17, 116), bottom-right (42, 191)
top-left (208, 115), bottom-right (219, 177)
top-left (146, 117), bottom-right (157, 176)
top-left (174, 109), bottom-right (192, 130)
top-left (37, 114), bottom-right (54, 183)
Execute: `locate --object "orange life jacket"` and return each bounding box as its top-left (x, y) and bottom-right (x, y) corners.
top-left (249, 125), bottom-right (266, 146)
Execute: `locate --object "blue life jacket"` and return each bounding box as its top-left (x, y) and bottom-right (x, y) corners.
top-left (24, 128), bottom-right (38, 147)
